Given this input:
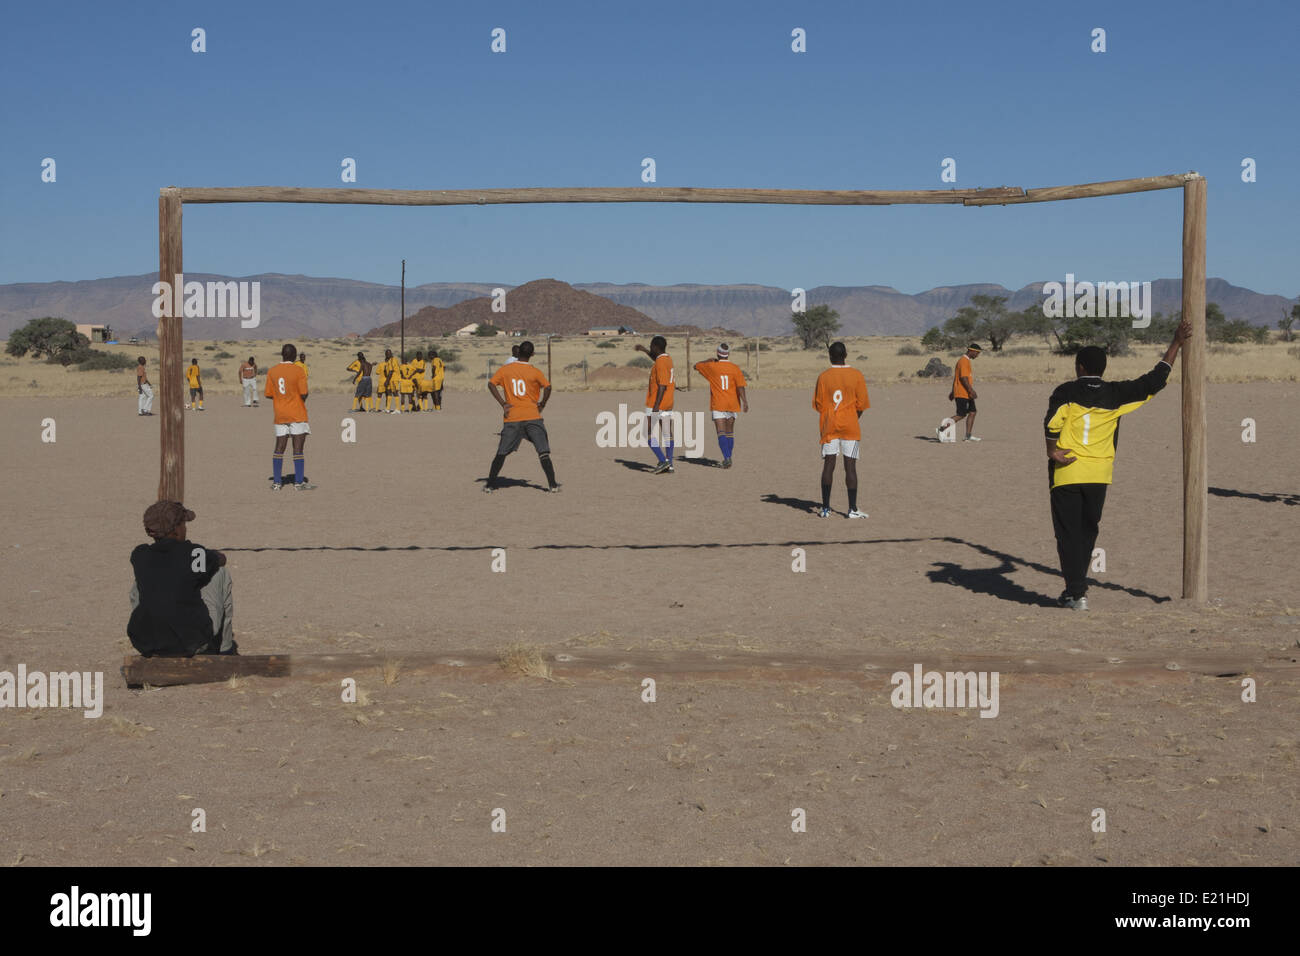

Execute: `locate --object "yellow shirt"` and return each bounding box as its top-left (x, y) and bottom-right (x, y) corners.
top-left (185, 365), bottom-right (201, 387)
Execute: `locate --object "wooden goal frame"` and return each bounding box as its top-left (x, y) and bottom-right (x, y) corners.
top-left (157, 173), bottom-right (1208, 599)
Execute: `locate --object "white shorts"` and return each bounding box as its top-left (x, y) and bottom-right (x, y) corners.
top-left (644, 407), bottom-right (673, 420)
top-left (711, 410), bottom-right (737, 420)
top-left (821, 439), bottom-right (860, 459)
top-left (274, 421), bottom-right (311, 437)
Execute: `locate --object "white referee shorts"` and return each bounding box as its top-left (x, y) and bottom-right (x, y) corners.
top-left (711, 410), bottom-right (737, 420)
top-left (274, 421), bottom-right (311, 437)
top-left (821, 438), bottom-right (860, 459)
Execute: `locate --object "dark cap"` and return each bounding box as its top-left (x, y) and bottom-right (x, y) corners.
top-left (968, 343), bottom-right (983, 352)
top-left (143, 500), bottom-right (195, 538)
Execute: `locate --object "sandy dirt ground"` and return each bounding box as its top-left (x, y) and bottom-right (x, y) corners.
top-left (0, 379), bottom-right (1296, 866)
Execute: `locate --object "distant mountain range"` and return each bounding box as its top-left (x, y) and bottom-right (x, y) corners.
top-left (0, 273), bottom-right (1293, 341)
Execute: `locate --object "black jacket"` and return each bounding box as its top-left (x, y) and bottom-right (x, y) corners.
top-left (127, 537), bottom-right (222, 657)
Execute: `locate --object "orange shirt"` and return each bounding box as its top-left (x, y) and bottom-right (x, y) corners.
top-left (265, 361), bottom-right (308, 424)
top-left (490, 362), bottom-right (550, 422)
top-left (813, 365), bottom-right (869, 443)
top-left (952, 355), bottom-right (973, 399)
top-left (693, 360), bottom-right (746, 412)
top-left (645, 354), bottom-right (675, 411)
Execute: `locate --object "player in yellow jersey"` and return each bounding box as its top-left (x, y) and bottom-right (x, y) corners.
top-left (397, 360), bottom-right (416, 413)
top-left (185, 358), bottom-right (205, 411)
top-left (373, 349), bottom-right (388, 411)
top-left (381, 349), bottom-right (400, 412)
top-left (428, 349), bottom-right (445, 410)
top-left (1043, 319), bottom-right (1189, 610)
top-left (413, 351), bottom-right (433, 410)
top-left (812, 341), bottom-right (870, 518)
top-left (409, 352), bottom-right (427, 411)
top-left (346, 352), bottom-right (373, 412)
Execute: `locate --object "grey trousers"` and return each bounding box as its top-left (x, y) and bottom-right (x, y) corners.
top-left (129, 565), bottom-right (235, 653)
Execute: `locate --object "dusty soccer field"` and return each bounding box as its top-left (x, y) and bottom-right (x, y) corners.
top-left (0, 378), bottom-right (1296, 866)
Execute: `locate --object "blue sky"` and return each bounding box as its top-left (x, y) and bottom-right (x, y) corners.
top-left (2, 0), bottom-right (1296, 295)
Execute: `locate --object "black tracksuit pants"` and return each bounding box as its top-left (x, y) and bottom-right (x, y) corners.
top-left (1050, 483), bottom-right (1108, 598)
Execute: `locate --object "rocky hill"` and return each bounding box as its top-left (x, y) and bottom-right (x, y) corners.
top-left (366, 278), bottom-right (727, 337)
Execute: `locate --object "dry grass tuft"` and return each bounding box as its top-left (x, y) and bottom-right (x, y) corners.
top-left (498, 642), bottom-right (555, 681)
top-left (107, 716), bottom-right (155, 737)
top-left (382, 659), bottom-right (401, 686)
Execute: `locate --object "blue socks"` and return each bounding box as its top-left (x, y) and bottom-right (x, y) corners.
top-left (650, 438), bottom-right (665, 463)
top-left (666, 442), bottom-right (674, 463)
top-left (272, 454), bottom-right (284, 483)
top-left (293, 455), bottom-right (305, 483)
top-left (719, 434), bottom-right (734, 458)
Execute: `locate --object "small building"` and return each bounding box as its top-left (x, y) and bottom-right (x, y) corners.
top-left (76, 323), bottom-right (110, 343)
top-left (587, 326), bottom-right (630, 336)
top-left (456, 323), bottom-right (480, 337)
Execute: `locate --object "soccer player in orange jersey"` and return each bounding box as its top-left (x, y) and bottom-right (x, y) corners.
top-left (693, 342), bottom-right (748, 468)
top-left (483, 340), bottom-right (559, 493)
top-left (812, 341), bottom-right (870, 518)
top-left (264, 343), bottom-right (314, 491)
top-left (941, 343), bottom-right (981, 441)
top-left (633, 336), bottom-right (675, 474)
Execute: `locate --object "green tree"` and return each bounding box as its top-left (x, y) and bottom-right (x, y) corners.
top-left (473, 323), bottom-right (502, 337)
top-left (5, 317), bottom-right (88, 359)
top-left (1279, 305), bottom-right (1299, 343)
top-left (1060, 311), bottom-right (1132, 354)
top-left (792, 304), bottom-right (841, 350)
top-left (920, 327), bottom-right (948, 351)
top-left (1130, 311), bottom-right (1178, 345)
top-left (924, 295), bottom-right (1025, 353)
top-left (1018, 307), bottom-right (1067, 351)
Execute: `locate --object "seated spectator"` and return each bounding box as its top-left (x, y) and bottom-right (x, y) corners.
top-left (128, 500), bottom-right (237, 657)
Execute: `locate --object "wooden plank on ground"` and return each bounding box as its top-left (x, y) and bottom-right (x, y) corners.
top-left (121, 654), bottom-right (290, 687)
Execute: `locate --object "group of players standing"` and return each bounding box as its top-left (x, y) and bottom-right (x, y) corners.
top-left (346, 348), bottom-right (446, 413)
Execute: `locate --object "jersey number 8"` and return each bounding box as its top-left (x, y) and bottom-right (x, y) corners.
top-left (277, 377), bottom-right (286, 395)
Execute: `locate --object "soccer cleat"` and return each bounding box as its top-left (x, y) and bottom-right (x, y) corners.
top-left (293, 482), bottom-right (317, 491)
top-left (270, 481), bottom-right (283, 491)
top-left (847, 509), bottom-right (869, 519)
top-left (818, 507), bottom-right (831, 518)
top-left (547, 485), bottom-right (561, 493)
top-left (964, 435), bottom-right (982, 442)
top-left (651, 461), bottom-right (671, 475)
top-left (667, 463), bottom-right (674, 473)
top-left (721, 458), bottom-right (732, 469)
top-left (1058, 592), bottom-right (1088, 610)
top-left (483, 484), bottom-right (496, 494)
